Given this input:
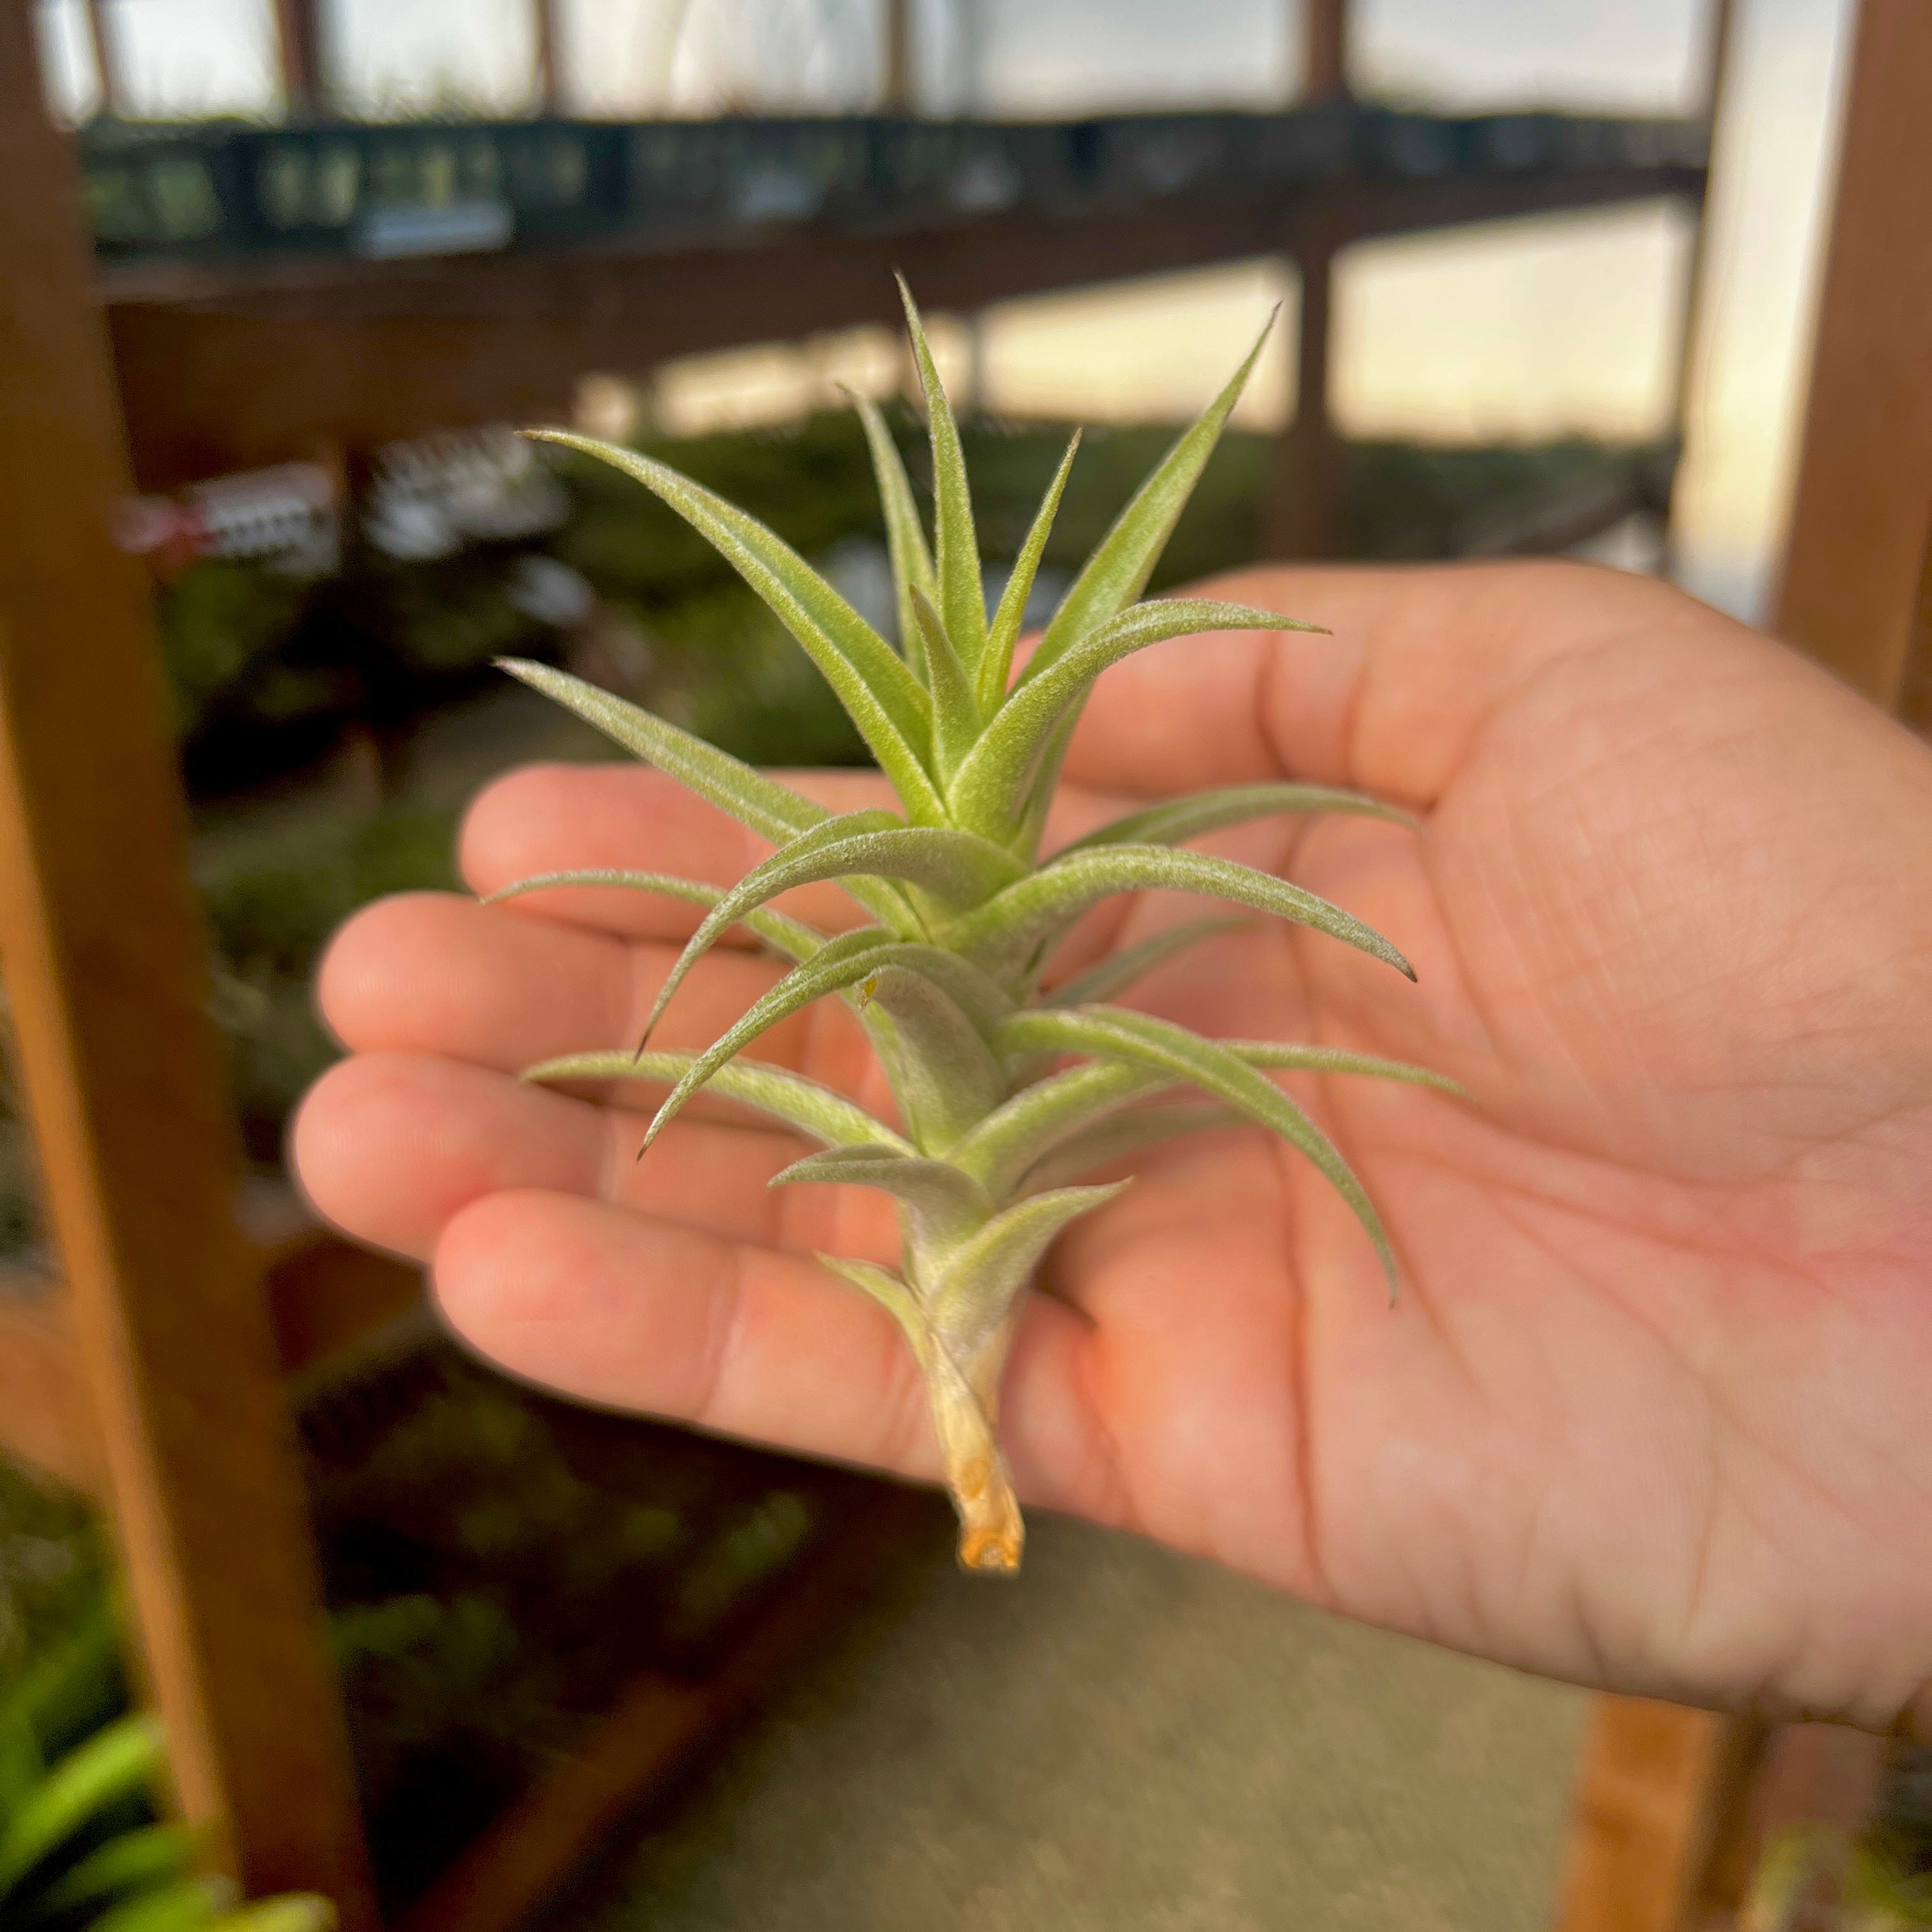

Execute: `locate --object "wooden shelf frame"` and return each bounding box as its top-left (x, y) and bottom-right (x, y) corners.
top-left (10, 0), bottom-right (1924, 1928)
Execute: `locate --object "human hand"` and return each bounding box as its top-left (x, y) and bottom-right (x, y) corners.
top-left (294, 561), bottom-right (1932, 1733)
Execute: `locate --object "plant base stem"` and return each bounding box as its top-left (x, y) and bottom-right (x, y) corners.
top-left (919, 1332), bottom-right (1024, 1573)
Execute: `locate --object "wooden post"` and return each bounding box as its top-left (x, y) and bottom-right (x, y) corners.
top-left (272, 0), bottom-right (327, 121)
top-left (1303, 0), bottom-right (1348, 102)
top-left (884, 0), bottom-right (912, 112)
top-left (82, 0), bottom-right (124, 118)
top-left (0, 22), bottom-right (375, 1926)
top-left (1263, 226), bottom-right (1344, 558)
top-left (1773, 0), bottom-right (1932, 707)
top-left (1263, 0), bottom-right (1349, 559)
top-left (1550, 1699), bottom-right (1736, 1932)
top-left (533, 0), bottom-right (564, 116)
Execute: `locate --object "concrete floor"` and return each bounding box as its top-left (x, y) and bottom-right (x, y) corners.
top-left (555, 1508), bottom-right (1588, 1932)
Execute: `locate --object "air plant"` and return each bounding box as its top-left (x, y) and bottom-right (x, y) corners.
top-left (495, 282), bottom-right (1449, 1574)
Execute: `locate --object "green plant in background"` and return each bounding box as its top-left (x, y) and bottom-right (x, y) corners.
top-left (496, 283), bottom-right (1453, 1572)
top-left (0, 1610), bottom-right (332, 1932)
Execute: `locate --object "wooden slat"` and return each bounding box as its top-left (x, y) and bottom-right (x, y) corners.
top-left (0, 27), bottom-right (376, 1925)
top-left (0, 1280), bottom-right (105, 1494)
top-left (398, 1492), bottom-right (928, 1932)
top-left (1773, 0), bottom-right (1932, 706)
top-left (1551, 1696), bottom-right (1729, 1932)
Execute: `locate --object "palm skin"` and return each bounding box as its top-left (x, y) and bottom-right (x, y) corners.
top-left (295, 560), bottom-right (1932, 1735)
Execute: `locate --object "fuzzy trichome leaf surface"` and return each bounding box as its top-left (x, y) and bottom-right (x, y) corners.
top-left (498, 282), bottom-right (1450, 1573)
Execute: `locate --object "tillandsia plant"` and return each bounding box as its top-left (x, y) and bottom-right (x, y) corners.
top-left (494, 280), bottom-right (1452, 1573)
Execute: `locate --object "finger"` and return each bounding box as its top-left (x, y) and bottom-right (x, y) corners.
top-left (1062, 559), bottom-right (1702, 808)
top-left (459, 762), bottom-right (901, 941)
top-left (432, 1186), bottom-right (1119, 1522)
top-left (317, 891), bottom-right (871, 1084)
top-left (293, 1050), bottom-right (822, 1261)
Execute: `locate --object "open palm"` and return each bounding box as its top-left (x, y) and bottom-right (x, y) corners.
top-left (295, 560), bottom-right (1932, 1733)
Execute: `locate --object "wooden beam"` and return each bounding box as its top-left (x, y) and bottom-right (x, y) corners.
top-left (271, 0), bottom-right (326, 121)
top-left (1270, 0), bottom-right (1353, 553)
top-left (0, 1282), bottom-right (106, 1494)
top-left (1551, 1696), bottom-right (1733, 1932)
top-left (1261, 230), bottom-right (1342, 559)
top-left (0, 22), bottom-right (376, 1924)
top-left (1303, 0), bottom-right (1349, 101)
top-left (103, 165), bottom-right (1701, 490)
top-left (1774, 0), bottom-right (1932, 706)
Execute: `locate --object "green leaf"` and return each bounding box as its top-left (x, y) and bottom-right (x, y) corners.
top-left (635, 926), bottom-right (1027, 1157)
top-left (484, 870), bottom-right (827, 964)
top-left (1236, 1041), bottom-right (1468, 1098)
top-left (839, 942), bottom-right (1014, 1032)
top-left (1024, 316), bottom-right (1273, 685)
top-left (771, 1146), bottom-right (994, 1251)
top-left (523, 1045), bottom-right (910, 1153)
top-left (1011, 704), bottom-right (1084, 862)
top-left (896, 276), bottom-right (986, 675)
top-left (635, 930), bottom-right (902, 1153)
top-left (1043, 915), bottom-right (1250, 1008)
top-left (855, 965), bottom-right (1007, 1153)
top-left (993, 1006), bottom-right (1399, 1297)
top-left (495, 659), bottom-right (822, 844)
top-left (0, 1712), bottom-right (38, 1823)
top-left (1061, 781), bottom-right (1418, 854)
top-left (214, 1899), bottom-right (337, 1932)
top-left (848, 389), bottom-right (938, 678)
top-left (946, 843), bottom-right (1415, 986)
top-left (815, 1254), bottom-right (924, 1338)
top-left (88, 1878), bottom-right (228, 1932)
top-left (43, 1822), bottom-right (197, 1910)
top-left (639, 813), bottom-right (1026, 1047)
top-left (950, 1036), bottom-right (1459, 1197)
top-left (0, 1713), bottom-right (161, 1899)
top-left (979, 430), bottom-right (1080, 714)
top-left (949, 1059), bottom-right (1169, 1199)
top-left (494, 661), bottom-right (920, 934)
top-left (953, 600), bottom-right (1324, 837)
top-left (634, 809), bottom-right (899, 1043)
top-left (910, 587), bottom-right (981, 781)
top-left (927, 1183), bottom-right (1127, 1353)
top-left (1018, 1100), bottom-right (1243, 1195)
top-left (520, 434), bottom-right (946, 820)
